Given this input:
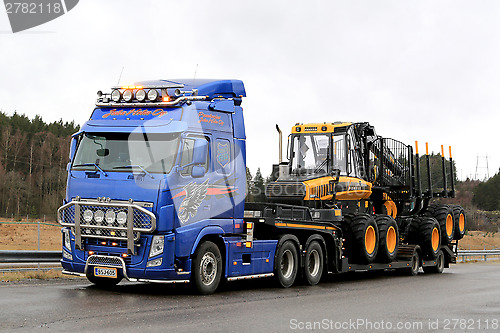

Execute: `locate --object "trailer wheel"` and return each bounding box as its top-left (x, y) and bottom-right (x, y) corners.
top-left (375, 215), bottom-right (399, 263)
top-left (405, 249), bottom-right (420, 276)
top-left (191, 241), bottom-right (222, 295)
top-left (303, 241), bottom-right (324, 286)
top-left (419, 217), bottom-right (441, 260)
top-left (425, 204), bottom-right (454, 245)
top-left (86, 270), bottom-right (122, 287)
top-left (423, 250), bottom-right (445, 274)
top-left (275, 240), bottom-right (299, 288)
top-left (347, 214), bottom-right (379, 264)
top-left (451, 205), bottom-right (466, 240)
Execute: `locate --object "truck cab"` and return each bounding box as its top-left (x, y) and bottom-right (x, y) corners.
top-left (59, 79), bottom-right (258, 293)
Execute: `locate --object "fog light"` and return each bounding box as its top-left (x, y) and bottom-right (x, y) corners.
top-left (62, 249), bottom-right (73, 261)
top-left (147, 258), bottom-right (162, 267)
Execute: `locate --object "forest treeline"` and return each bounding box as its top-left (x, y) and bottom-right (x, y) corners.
top-left (0, 111), bottom-right (79, 218)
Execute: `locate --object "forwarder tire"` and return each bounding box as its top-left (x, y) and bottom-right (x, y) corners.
top-left (451, 205), bottom-right (466, 240)
top-left (275, 240), bottom-right (299, 288)
top-left (347, 214), bottom-right (379, 264)
top-left (375, 215), bottom-right (399, 263)
top-left (303, 241), bottom-right (324, 286)
top-left (424, 204), bottom-right (454, 245)
top-left (86, 270), bottom-right (122, 287)
top-left (417, 217), bottom-right (441, 260)
top-left (423, 250), bottom-right (445, 274)
top-left (191, 241), bottom-right (222, 295)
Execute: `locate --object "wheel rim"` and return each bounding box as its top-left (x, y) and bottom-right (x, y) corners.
top-left (431, 227), bottom-right (440, 251)
top-left (459, 213), bottom-right (465, 233)
top-left (200, 252), bottom-right (217, 286)
top-left (281, 249), bottom-right (294, 279)
top-left (386, 226), bottom-right (397, 254)
top-left (365, 225), bottom-right (376, 255)
top-left (308, 249), bottom-right (320, 277)
top-left (446, 214), bottom-right (453, 237)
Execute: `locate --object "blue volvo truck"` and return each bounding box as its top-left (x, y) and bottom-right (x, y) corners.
top-left (59, 79), bottom-right (464, 294)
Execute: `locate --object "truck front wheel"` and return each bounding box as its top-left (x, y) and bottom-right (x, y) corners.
top-left (191, 241), bottom-right (222, 295)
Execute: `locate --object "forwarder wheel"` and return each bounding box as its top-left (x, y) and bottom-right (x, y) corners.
top-left (375, 215), bottom-right (399, 263)
top-left (424, 204), bottom-right (454, 245)
top-left (191, 241), bottom-right (222, 295)
top-left (86, 270), bottom-right (122, 287)
top-left (303, 241), bottom-right (324, 286)
top-left (418, 217), bottom-right (441, 260)
top-left (275, 240), bottom-right (299, 288)
top-left (423, 250), bottom-right (445, 274)
top-left (451, 205), bottom-right (466, 240)
top-left (347, 214), bottom-right (379, 264)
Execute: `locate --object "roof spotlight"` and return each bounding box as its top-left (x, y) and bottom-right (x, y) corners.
top-left (111, 89), bottom-right (121, 102)
top-left (136, 89), bottom-right (146, 102)
top-left (147, 89), bottom-right (159, 101)
top-left (122, 90), bottom-right (133, 102)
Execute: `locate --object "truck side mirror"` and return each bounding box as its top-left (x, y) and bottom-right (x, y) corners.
top-left (191, 138), bottom-right (208, 178)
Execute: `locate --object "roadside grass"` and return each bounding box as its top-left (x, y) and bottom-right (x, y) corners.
top-left (0, 269), bottom-right (84, 282)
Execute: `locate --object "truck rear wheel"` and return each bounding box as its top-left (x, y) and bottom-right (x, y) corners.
top-left (275, 240), bottom-right (299, 288)
top-left (303, 241), bottom-right (324, 286)
top-left (423, 250), bottom-right (445, 274)
top-left (375, 215), bottom-right (399, 263)
top-left (425, 204), bottom-right (454, 245)
top-left (347, 214), bottom-right (379, 264)
top-left (405, 248), bottom-right (420, 276)
top-left (451, 205), bottom-right (466, 240)
top-left (191, 241), bottom-right (222, 295)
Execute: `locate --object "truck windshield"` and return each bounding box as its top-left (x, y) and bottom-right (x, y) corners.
top-left (72, 132), bottom-right (180, 174)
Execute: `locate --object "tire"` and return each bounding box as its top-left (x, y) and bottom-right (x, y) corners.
top-left (418, 217), bottom-right (441, 260)
top-left (303, 241), bottom-right (324, 286)
top-left (191, 241), bottom-right (223, 295)
top-left (405, 248), bottom-right (420, 276)
top-left (451, 205), bottom-right (466, 240)
top-left (347, 214), bottom-right (379, 264)
top-left (424, 204), bottom-right (454, 245)
top-left (86, 270), bottom-right (122, 287)
top-left (275, 240), bottom-right (299, 288)
top-left (423, 250), bottom-right (445, 274)
top-left (375, 215), bottom-right (399, 263)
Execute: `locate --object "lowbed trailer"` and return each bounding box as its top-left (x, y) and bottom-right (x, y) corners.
top-left (58, 79), bottom-right (464, 294)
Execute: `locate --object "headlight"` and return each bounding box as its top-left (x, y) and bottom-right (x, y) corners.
top-left (136, 89), bottom-right (146, 102)
top-left (63, 229), bottom-right (71, 250)
top-left (94, 210), bottom-right (105, 224)
top-left (147, 89), bottom-right (159, 101)
top-left (105, 210), bottom-right (115, 225)
top-left (83, 209), bottom-right (93, 223)
top-left (149, 235), bottom-right (164, 258)
top-left (116, 211), bottom-right (127, 225)
top-left (123, 89), bottom-right (133, 102)
top-left (111, 89), bottom-right (121, 102)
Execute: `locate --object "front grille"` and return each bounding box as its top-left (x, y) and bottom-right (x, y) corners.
top-left (266, 182), bottom-right (306, 198)
top-left (87, 255), bottom-right (123, 267)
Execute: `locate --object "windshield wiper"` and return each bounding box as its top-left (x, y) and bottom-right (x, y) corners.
top-left (314, 159), bottom-right (328, 173)
top-left (72, 163), bottom-right (108, 177)
top-left (113, 165), bottom-right (154, 179)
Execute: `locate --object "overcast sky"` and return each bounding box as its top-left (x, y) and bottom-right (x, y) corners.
top-left (0, 0), bottom-right (498, 180)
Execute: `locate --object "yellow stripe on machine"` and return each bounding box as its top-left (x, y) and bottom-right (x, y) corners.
top-left (275, 222), bottom-right (338, 231)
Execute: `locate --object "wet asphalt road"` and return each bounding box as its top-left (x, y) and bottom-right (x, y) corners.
top-left (1, 262), bottom-right (500, 332)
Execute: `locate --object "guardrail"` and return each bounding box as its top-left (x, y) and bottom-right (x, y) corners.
top-left (0, 250), bottom-right (61, 263)
top-left (457, 250), bottom-right (500, 262)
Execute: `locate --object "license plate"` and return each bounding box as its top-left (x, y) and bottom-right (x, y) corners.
top-left (94, 267), bottom-right (117, 278)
